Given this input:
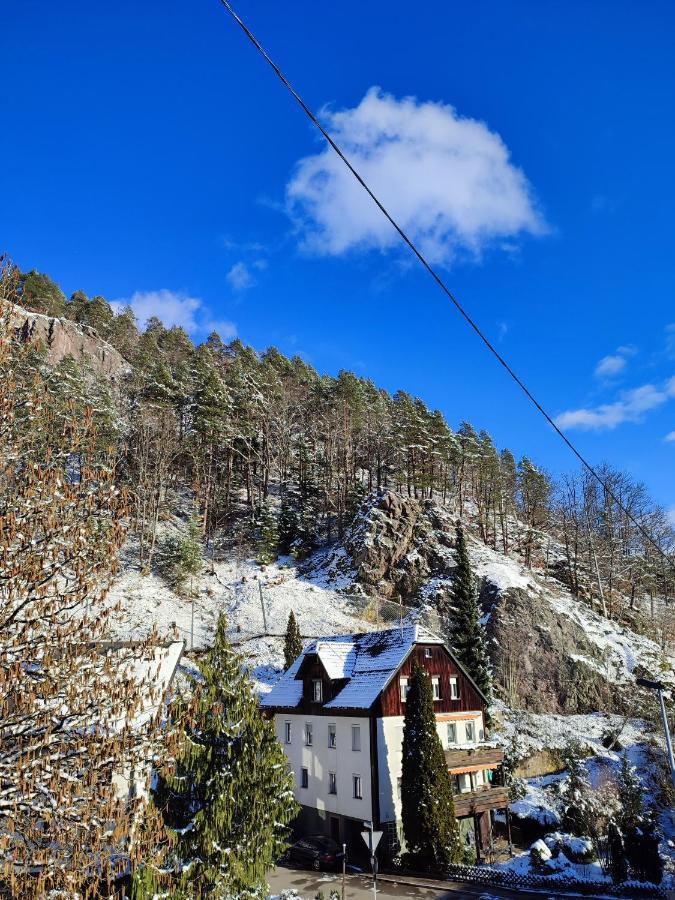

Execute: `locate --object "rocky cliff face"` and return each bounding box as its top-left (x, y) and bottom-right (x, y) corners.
top-left (9, 304), bottom-right (130, 382)
top-left (344, 489), bottom-right (455, 599)
top-left (340, 490), bottom-right (669, 715)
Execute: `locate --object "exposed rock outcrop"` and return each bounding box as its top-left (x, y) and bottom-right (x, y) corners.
top-left (344, 490), bottom-right (455, 599)
top-left (9, 303), bottom-right (130, 383)
top-left (484, 586), bottom-right (616, 714)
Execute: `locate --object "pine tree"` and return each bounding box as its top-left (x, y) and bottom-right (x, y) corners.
top-left (561, 741), bottom-right (593, 836)
top-left (283, 610), bottom-right (303, 669)
top-left (401, 662), bottom-right (461, 870)
top-left (449, 522), bottom-right (492, 700)
top-left (163, 614), bottom-right (299, 898)
top-left (156, 513), bottom-right (202, 596)
top-left (617, 752), bottom-right (643, 832)
top-left (279, 485), bottom-right (301, 555)
top-left (257, 498), bottom-right (280, 564)
top-left (614, 753), bottom-right (662, 883)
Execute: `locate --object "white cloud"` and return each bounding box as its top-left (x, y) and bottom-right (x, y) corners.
top-left (593, 345), bottom-right (637, 378)
top-left (665, 431), bottom-right (675, 443)
top-left (285, 87), bottom-right (546, 266)
top-left (595, 354), bottom-right (627, 378)
top-left (112, 289), bottom-right (236, 339)
top-left (226, 262), bottom-right (256, 292)
top-left (555, 377), bottom-right (675, 431)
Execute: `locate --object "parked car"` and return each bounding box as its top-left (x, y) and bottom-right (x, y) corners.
top-left (286, 835), bottom-right (342, 871)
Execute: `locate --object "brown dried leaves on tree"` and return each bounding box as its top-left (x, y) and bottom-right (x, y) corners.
top-left (0, 260), bottom-right (171, 897)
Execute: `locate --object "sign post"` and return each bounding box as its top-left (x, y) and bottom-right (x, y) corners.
top-left (361, 821), bottom-right (383, 900)
top-left (341, 843), bottom-right (346, 900)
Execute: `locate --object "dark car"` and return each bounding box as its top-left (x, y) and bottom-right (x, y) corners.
top-left (286, 835), bottom-right (342, 871)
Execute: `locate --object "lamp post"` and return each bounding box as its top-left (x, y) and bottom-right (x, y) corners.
top-left (636, 677), bottom-right (675, 786)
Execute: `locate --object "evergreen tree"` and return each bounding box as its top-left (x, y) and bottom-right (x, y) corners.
top-left (163, 614), bottom-right (299, 898)
top-left (283, 610), bottom-right (303, 669)
top-left (19, 269), bottom-right (67, 315)
top-left (617, 752), bottom-right (643, 832)
top-left (401, 662), bottom-right (461, 870)
top-left (279, 485), bottom-right (302, 555)
top-left (561, 741), bottom-right (593, 836)
top-left (257, 498), bottom-right (280, 564)
top-left (156, 514), bottom-right (202, 596)
top-left (615, 754), bottom-right (662, 883)
top-left (449, 522), bottom-right (492, 700)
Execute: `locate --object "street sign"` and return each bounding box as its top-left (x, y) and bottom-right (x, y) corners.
top-left (361, 830), bottom-right (383, 853)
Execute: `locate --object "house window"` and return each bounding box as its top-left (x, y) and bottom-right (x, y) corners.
top-left (328, 724), bottom-right (336, 748)
top-left (328, 772), bottom-right (337, 795)
top-left (399, 677), bottom-right (409, 702)
top-left (351, 725), bottom-right (361, 751)
top-left (465, 721), bottom-right (476, 743)
top-left (305, 723), bottom-right (313, 746)
top-left (284, 721), bottom-right (292, 744)
top-left (300, 767), bottom-right (309, 789)
top-left (446, 722), bottom-right (457, 746)
top-left (449, 677), bottom-right (459, 700)
top-left (352, 775), bottom-right (362, 799)
top-left (312, 679), bottom-right (323, 702)
top-left (424, 647), bottom-right (432, 659)
top-left (431, 676), bottom-right (441, 700)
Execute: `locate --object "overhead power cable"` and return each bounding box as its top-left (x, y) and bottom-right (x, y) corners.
top-left (216, 0), bottom-right (674, 574)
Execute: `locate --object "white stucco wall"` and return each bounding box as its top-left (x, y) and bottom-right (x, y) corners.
top-left (376, 711), bottom-right (485, 823)
top-left (275, 714), bottom-right (372, 821)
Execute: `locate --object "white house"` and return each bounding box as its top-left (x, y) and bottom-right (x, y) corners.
top-left (261, 624), bottom-right (508, 859)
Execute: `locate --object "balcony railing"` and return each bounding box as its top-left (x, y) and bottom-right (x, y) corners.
top-left (453, 784), bottom-right (510, 817)
top-left (445, 745), bottom-right (504, 772)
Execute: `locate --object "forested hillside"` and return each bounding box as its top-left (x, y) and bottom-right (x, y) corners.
top-left (13, 264), bottom-right (675, 651)
top-left (4, 258), bottom-right (675, 892)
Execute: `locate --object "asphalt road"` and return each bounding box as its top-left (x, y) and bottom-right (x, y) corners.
top-left (268, 864), bottom-right (615, 900)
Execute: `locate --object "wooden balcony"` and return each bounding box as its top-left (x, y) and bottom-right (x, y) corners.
top-left (445, 745), bottom-right (504, 772)
top-left (453, 784), bottom-right (510, 817)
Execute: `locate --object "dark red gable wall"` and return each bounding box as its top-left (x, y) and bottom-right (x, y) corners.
top-left (376, 645), bottom-right (486, 717)
top-left (295, 656), bottom-right (339, 714)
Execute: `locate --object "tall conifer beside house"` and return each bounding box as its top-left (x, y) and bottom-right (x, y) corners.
top-left (162, 614), bottom-right (298, 898)
top-left (401, 662), bottom-right (461, 870)
top-left (449, 522), bottom-right (492, 701)
top-left (283, 610), bottom-right (303, 669)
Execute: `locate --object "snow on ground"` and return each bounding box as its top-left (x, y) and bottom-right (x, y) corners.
top-left (492, 704), bottom-right (675, 879)
top-left (470, 541), bottom-right (535, 593)
top-left (106, 546), bottom-right (373, 693)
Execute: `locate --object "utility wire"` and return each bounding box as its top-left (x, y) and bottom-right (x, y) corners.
top-left (217, 0), bottom-right (674, 573)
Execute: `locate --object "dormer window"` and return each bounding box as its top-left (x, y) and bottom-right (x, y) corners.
top-left (312, 679), bottom-right (322, 702)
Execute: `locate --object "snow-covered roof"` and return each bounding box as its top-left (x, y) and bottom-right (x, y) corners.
top-left (261, 622), bottom-right (444, 711)
top-left (104, 640), bottom-right (184, 730)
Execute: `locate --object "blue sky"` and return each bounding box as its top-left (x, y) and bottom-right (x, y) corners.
top-left (2, 0), bottom-right (675, 516)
